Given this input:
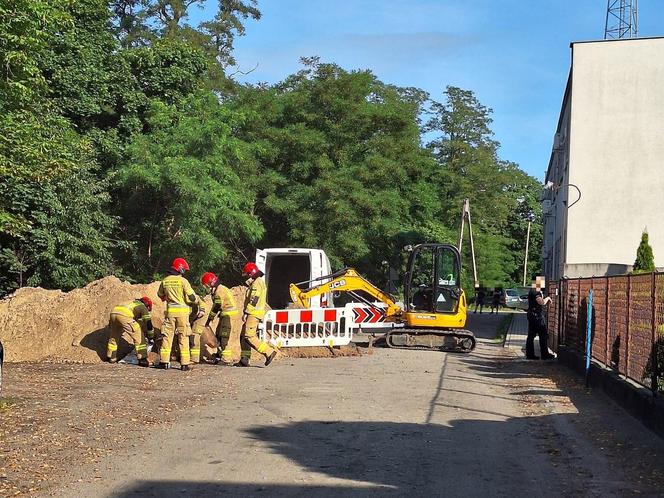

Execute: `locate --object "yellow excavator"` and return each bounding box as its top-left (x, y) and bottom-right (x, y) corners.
top-left (289, 243), bottom-right (476, 353)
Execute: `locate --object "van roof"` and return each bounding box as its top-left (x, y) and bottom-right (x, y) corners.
top-left (261, 248), bottom-right (325, 253)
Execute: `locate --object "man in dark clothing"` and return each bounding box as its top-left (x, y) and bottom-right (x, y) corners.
top-left (473, 287), bottom-right (486, 314)
top-left (490, 288), bottom-right (501, 314)
top-left (526, 276), bottom-right (556, 360)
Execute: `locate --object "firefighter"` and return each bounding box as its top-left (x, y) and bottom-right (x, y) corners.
top-left (157, 257), bottom-right (199, 371)
top-left (237, 262), bottom-right (277, 367)
top-left (201, 271), bottom-right (239, 366)
top-left (107, 296), bottom-right (154, 367)
top-left (189, 296), bottom-right (207, 364)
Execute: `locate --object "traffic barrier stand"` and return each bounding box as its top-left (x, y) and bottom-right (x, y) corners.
top-left (259, 308), bottom-right (351, 348)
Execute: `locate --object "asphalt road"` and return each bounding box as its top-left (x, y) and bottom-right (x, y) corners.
top-left (49, 313), bottom-right (664, 497)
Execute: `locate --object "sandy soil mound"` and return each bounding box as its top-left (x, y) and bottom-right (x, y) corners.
top-left (0, 277), bottom-right (247, 364)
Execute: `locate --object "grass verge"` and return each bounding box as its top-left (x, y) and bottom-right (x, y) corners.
top-left (491, 313), bottom-right (513, 345)
top-left (0, 398), bottom-right (16, 411)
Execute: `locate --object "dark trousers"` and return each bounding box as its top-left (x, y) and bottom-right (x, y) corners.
top-left (526, 313), bottom-right (549, 357)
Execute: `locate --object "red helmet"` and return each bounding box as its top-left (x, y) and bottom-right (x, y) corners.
top-left (242, 262), bottom-right (260, 278)
top-left (139, 296), bottom-right (153, 311)
top-left (201, 272), bottom-right (218, 288)
top-left (171, 257), bottom-right (189, 273)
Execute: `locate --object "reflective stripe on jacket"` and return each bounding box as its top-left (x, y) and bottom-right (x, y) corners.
top-left (209, 285), bottom-right (238, 319)
top-left (158, 274), bottom-right (198, 316)
top-left (244, 276), bottom-right (266, 319)
top-left (111, 300), bottom-right (151, 322)
top-left (219, 286), bottom-right (238, 316)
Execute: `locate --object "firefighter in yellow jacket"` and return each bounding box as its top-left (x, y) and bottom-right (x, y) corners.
top-left (107, 296), bottom-right (154, 367)
top-left (157, 257), bottom-right (199, 371)
top-left (237, 262), bottom-right (277, 367)
top-left (189, 297), bottom-right (207, 364)
top-left (201, 272), bottom-right (238, 365)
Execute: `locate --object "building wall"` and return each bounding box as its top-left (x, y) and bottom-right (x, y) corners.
top-left (543, 77), bottom-right (572, 282)
top-left (544, 38), bottom-right (664, 280)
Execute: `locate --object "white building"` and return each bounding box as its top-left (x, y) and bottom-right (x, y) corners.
top-left (542, 37), bottom-right (664, 281)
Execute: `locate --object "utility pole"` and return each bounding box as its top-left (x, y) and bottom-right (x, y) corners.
top-left (522, 221), bottom-right (531, 287)
top-left (458, 199), bottom-right (479, 289)
top-left (604, 0), bottom-right (638, 39)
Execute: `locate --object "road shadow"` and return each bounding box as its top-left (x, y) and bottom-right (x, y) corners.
top-left (115, 412), bottom-right (664, 497)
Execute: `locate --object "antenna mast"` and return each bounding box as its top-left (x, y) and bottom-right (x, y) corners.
top-left (604, 0), bottom-right (638, 39)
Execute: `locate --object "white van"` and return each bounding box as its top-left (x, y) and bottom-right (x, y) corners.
top-left (255, 248), bottom-right (333, 309)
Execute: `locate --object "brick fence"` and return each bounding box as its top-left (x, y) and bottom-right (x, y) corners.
top-left (548, 274), bottom-right (664, 395)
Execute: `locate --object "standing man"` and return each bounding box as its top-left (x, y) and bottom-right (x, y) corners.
top-left (157, 257), bottom-right (199, 371)
top-left (107, 296), bottom-right (154, 367)
top-left (237, 262), bottom-right (277, 367)
top-left (473, 287), bottom-right (486, 314)
top-left (526, 276), bottom-right (556, 360)
top-left (201, 272), bottom-right (238, 366)
top-left (490, 288), bottom-right (501, 314)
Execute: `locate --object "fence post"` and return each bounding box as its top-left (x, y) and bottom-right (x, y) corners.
top-left (585, 288), bottom-right (594, 388)
top-left (605, 276), bottom-right (610, 368)
top-left (652, 272), bottom-right (658, 396)
top-left (626, 274), bottom-right (631, 381)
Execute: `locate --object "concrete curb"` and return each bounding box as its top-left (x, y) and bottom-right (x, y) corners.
top-left (558, 346), bottom-right (664, 438)
top-left (505, 313), bottom-right (528, 357)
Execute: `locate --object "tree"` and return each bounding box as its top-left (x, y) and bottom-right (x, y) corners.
top-left (426, 86), bottom-right (542, 289)
top-left (0, 111), bottom-right (116, 294)
top-left (230, 60), bottom-right (441, 281)
top-left (633, 230), bottom-right (656, 273)
top-left (0, 1), bottom-right (117, 295)
top-left (112, 92), bottom-right (264, 281)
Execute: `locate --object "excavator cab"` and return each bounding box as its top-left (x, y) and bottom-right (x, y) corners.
top-left (395, 243), bottom-right (470, 345)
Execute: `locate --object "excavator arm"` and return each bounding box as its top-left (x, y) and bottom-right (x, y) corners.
top-left (289, 268), bottom-right (402, 318)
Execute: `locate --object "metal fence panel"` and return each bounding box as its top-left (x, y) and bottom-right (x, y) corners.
top-left (607, 276), bottom-right (628, 374)
top-left (628, 274), bottom-right (652, 388)
top-left (547, 282), bottom-right (559, 353)
top-left (554, 273), bottom-right (663, 395)
top-left (591, 278), bottom-right (608, 365)
top-left (565, 281), bottom-right (581, 352)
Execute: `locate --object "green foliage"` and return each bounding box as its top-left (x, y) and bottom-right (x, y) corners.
top-left (633, 230), bottom-right (656, 273)
top-left (426, 86), bottom-right (542, 291)
top-left (0, 110), bottom-right (115, 293)
top-left (230, 60), bottom-right (441, 281)
top-left (0, 0), bottom-right (69, 110)
top-left (113, 92), bottom-right (264, 281)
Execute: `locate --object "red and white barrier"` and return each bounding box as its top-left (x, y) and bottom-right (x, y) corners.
top-left (259, 303), bottom-right (402, 348)
top-left (259, 307), bottom-right (350, 348)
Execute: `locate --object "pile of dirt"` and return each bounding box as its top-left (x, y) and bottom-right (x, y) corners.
top-left (0, 276), bottom-right (362, 364)
top-left (0, 277), bottom-right (247, 364)
top-left (282, 344), bottom-right (362, 358)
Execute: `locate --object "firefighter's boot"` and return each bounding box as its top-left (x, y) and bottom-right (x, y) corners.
top-left (158, 362), bottom-right (171, 370)
top-left (265, 350), bottom-right (277, 367)
top-left (233, 357), bottom-right (250, 367)
top-left (138, 358), bottom-right (150, 367)
top-left (181, 364), bottom-right (194, 372)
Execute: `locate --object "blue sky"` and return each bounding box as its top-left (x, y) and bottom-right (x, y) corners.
top-left (192, 1), bottom-right (664, 180)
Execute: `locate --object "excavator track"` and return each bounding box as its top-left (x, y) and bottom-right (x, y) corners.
top-left (384, 328), bottom-right (476, 353)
